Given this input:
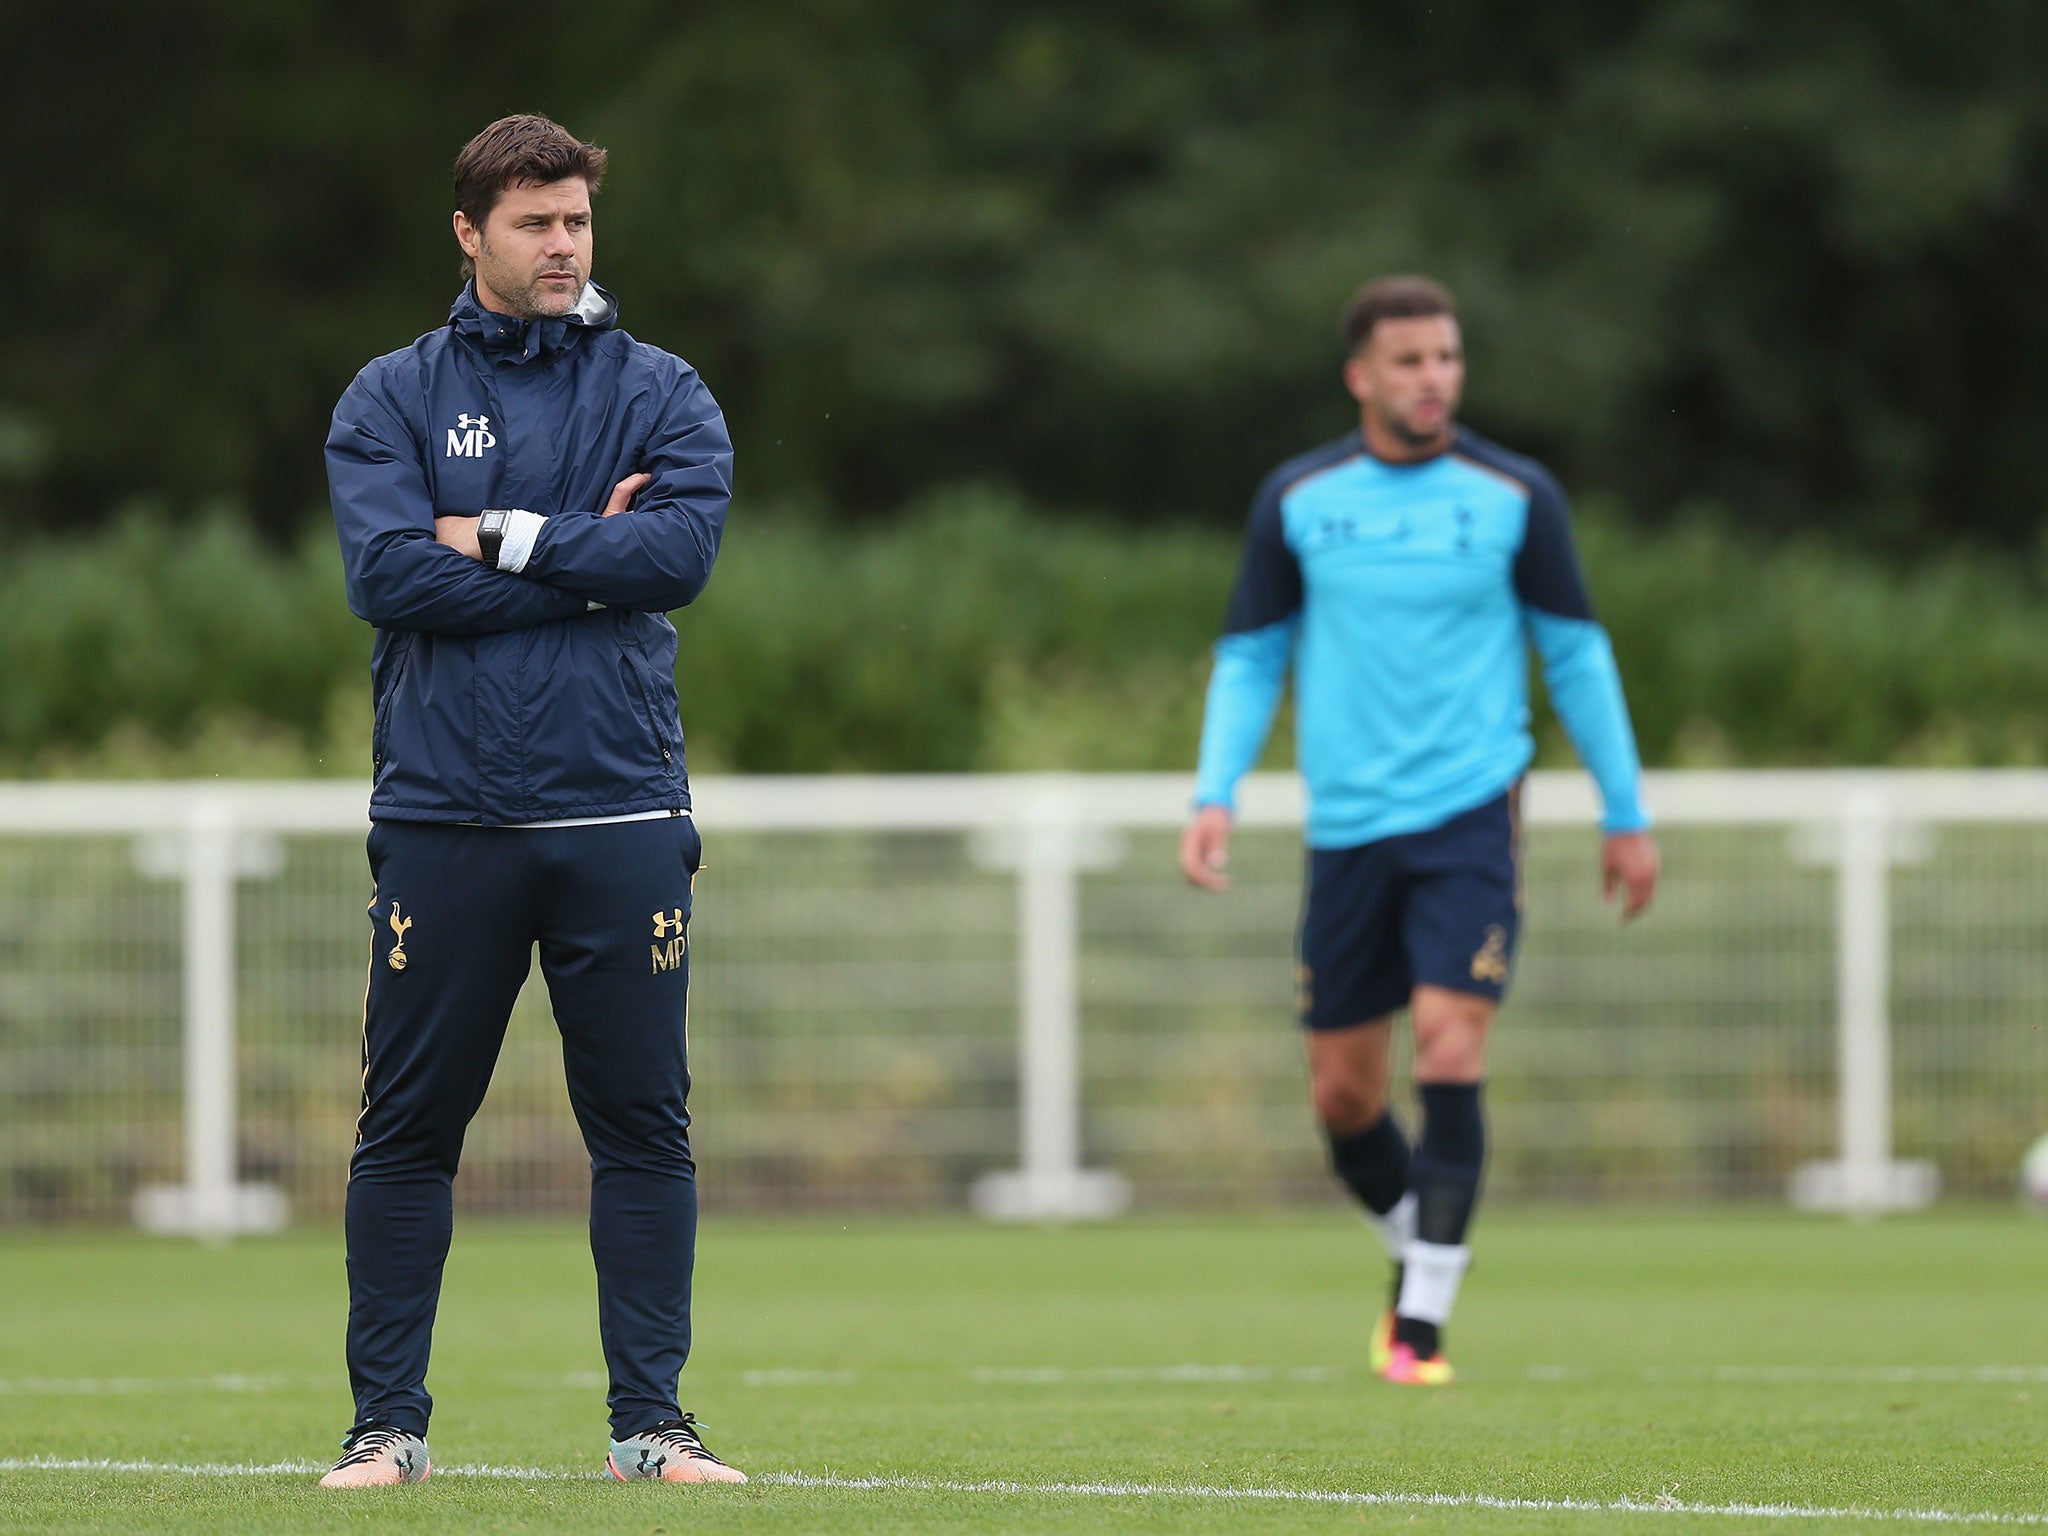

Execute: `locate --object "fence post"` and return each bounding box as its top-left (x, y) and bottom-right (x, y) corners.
top-left (971, 784), bottom-right (1132, 1220)
top-left (1788, 790), bottom-right (1939, 1214)
top-left (132, 799), bottom-right (289, 1239)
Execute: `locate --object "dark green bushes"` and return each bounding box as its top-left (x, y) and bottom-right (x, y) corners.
top-left (1579, 514), bottom-right (2048, 769)
top-left (5, 494), bottom-right (2048, 778)
top-left (0, 512), bottom-right (367, 777)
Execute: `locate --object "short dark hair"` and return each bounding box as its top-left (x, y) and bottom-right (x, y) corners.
top-left (453, 114), bottom-right (609, 274)
top-left (1340, 275), bottom-right (1457, 354)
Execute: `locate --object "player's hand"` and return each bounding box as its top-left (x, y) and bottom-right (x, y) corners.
top-left (601, 472), bottom-right (652, 516)
top-left (1601, 831), bottom-right (1660, 924)
top-left (433, 515), bottom-right (482, 560)
top-left (1179, 805), bottom-right (1235, 892)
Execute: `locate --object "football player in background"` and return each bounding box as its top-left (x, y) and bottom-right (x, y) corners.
top-left (1181, 276), bottom-right (1660, 1384)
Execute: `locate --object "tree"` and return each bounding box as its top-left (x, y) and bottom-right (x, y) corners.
top-left (5, 0), bottom-right (2045, 551)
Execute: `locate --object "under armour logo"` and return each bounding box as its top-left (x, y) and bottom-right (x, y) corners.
top-left (445, 412), bottom-right (498, 458)
top-left (650, 908), bottom-right (688, 974)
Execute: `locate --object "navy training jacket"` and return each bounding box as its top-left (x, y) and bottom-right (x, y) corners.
top-left (326, 281), bottom-right (731, 825)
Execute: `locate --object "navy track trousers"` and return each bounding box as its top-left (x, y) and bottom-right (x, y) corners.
top-left (346, 814), bottom-right (701, 1440)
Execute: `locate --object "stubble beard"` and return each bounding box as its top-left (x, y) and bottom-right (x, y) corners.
top-left (1384, 403), bottom-right (1454, 451)
top-left (477, 240), bottom-right (584, 320)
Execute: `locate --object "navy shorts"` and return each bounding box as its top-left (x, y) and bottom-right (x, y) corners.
top-left (1296, 787), bottom-right (1523, 1030)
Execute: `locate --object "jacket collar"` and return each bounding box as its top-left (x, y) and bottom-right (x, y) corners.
top-left (448, 280), bottom-right (619, 362)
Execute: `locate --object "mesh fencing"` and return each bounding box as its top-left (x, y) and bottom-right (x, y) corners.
top-left (1, 813), bottom-right (2043, 1224)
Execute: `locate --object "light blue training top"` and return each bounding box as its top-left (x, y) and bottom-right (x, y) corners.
top-left (1193, 426), bottom-right (1650, 849)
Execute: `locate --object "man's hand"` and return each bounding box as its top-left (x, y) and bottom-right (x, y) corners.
top-left (602, 472), bottom-right (651, 516)
top-left (1179, 805), bottom-right (1235, 891)
top-left (434, 515), bottom-right (482, 560)
top-left (1601, 831), bottom-right (1660, 923)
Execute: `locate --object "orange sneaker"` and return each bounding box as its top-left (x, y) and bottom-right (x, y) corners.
top-left (317, 1423), bottom-right (430, 1487)
top-left (1381, 1342), bottom-right (1454, 1386)
top-left (606, 1414), bottom-right (747, 1484)
top-left (1369, 1308), bottom-right (1396, 1373)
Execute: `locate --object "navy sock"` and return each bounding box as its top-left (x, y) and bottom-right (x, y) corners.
top-left (1411, 1082), bottom-right (1486, 1247)
top-left (1324, 1111), bottom-right (1410, 1216)
top-left (1393, 1316), bottom-right (1440, 1355)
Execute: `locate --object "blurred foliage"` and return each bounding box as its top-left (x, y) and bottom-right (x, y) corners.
top-left (8, 493), bottom-right (2048, 779)
top-left (0, 512), bottom-right (367, 777)
top-left (5, 1), bottom-right (2046, 552)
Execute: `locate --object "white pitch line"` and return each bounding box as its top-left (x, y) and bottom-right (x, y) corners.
top-left (3, 1457), bottom-right (330, 1477)
top-left (0, 1456), bottom-right (573, 1480)
top-left (1, 1458), bottom-right (2043, 1526)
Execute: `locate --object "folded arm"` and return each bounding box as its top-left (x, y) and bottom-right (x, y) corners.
top-left (328, 372), bottom-right (592, 635)
top-left (495, 370), bottom-right (733, 612)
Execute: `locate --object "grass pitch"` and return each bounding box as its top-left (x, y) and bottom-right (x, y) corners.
top-left (1, 1210), bottom-right (2044, 1533)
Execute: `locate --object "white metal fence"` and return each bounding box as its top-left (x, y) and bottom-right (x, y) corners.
top-left (1, 771), bottom-right (2043, 1233)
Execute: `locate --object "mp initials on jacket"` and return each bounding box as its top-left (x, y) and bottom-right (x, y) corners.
top-left (327, 281), bottom-right (732, 825)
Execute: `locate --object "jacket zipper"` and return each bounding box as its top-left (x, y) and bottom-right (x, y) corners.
top-left (371, 639), bottom-right (414, 773)
top-left (622, 650), bottom-right (674, 766)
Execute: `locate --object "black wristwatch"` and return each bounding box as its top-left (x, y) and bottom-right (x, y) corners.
top-left (477, 508), bottom-right (509, 569)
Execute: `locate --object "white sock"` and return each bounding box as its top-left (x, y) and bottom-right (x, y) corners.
top-left (1365, 1191), bottom-right (1416, 1263)
top-left (1396, 1239), bottom-right (1472, 1325)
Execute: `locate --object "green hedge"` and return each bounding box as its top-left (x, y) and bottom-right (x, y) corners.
top-left (4, 490), bottom-right (2048, 778)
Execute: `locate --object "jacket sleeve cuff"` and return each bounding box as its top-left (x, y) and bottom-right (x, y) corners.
top-left (1598, 796), bottom-right (1654, 835)
top-left (497, 509), bottom-right (547, 573)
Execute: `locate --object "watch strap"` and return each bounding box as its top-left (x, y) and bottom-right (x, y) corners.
top-left (477, 508), bottom-right (509, 569)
